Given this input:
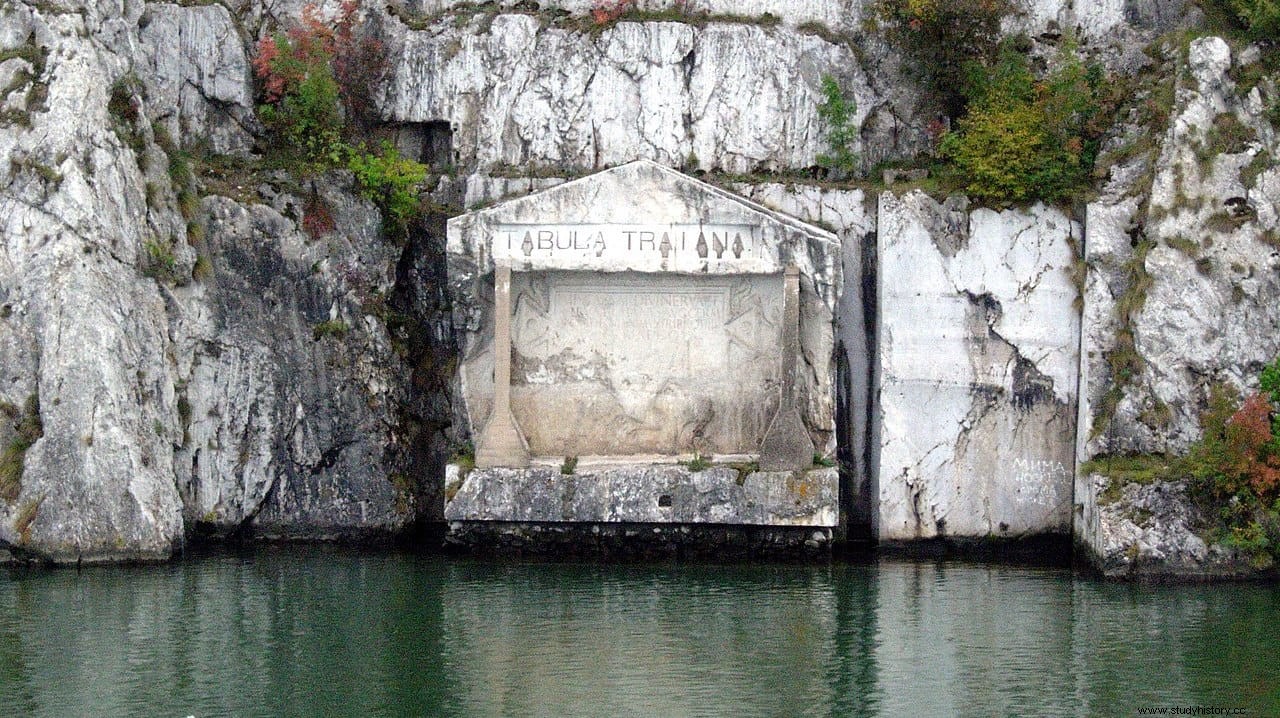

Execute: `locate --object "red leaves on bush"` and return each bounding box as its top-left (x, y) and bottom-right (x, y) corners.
top-left (331, 1), bottom-right (386, 135)
top-left (302, 194), bottom-right (335, 238)
top-left (591, 0), bottom-right (634, 24)
top-left (252, 36), bottom-right (286, 102)
top-left (1226, 393), bottom-right (1280, 499)
top-left (253, 2), bottom-right (384, 137)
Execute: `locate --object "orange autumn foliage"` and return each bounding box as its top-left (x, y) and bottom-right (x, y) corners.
top-left (1225, 393), bottom-right (1280, 498)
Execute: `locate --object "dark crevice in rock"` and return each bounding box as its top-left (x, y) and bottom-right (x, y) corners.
top-left (230, 472), bottom-right (280, 542)
top-left (1012, 354), bottom-right (1056, 410)
top-left (387, 209), bottom-right (457, 534)
top-left (307, 441), bottom-right (352, 476)
top-left (845, 230), bottom-right (878, 538)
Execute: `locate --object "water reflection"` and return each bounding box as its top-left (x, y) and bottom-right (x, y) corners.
top-left (1, 548), bottom-right (1277, 717)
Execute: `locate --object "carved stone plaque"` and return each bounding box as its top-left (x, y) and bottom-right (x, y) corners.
top-left (448, 160), bottom-right (842, 470)
top-left (508, 272), bottom-right (782, 456)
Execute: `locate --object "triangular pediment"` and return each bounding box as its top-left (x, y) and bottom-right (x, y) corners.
top-left (447, 160), bottom-right (840, 284)
top-left (453, 160), bottom-right (835, 236)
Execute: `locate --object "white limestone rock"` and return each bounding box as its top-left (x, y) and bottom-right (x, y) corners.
top-left (1075, 476), bottom-right (1260, 579)
top-left (398, 0), bottom-right (867, 31)
top-left (398, 0), bottom-right (1152, 39)
top-left (1015, 0), bottom-right (1183, 41)
top-left (137, 2), bottom-right (256, 154)
top-left (876, 191), bottom-right (1080, 540)
top-left (1084, 36), bottom-right (1280, 458)
top-left (0, 3), bottom-right (183, 561)
top-left (384, 14), bottom-right (882, 174)
top-left (169, 183), bottom-right (421, 539)
top-left (0, 1), bottom-right (441, 561)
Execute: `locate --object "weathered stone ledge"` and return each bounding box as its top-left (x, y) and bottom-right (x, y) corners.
top-left (445, 464), bottom-right (838, 527)
top-left (444, 521), bottom-right (834, 558)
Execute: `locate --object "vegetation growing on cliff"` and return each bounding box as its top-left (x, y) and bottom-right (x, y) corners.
top-left (252, 2), bottom-right (427, 236)
top-left (816, 75), bottom-right (859, 180)
top-left (1215, 0), bottom-right (1280, 36)
top-left (871, 0), bottom-right (1014, 119)
top-left (872, 0), bottom-right (1115, 203)
top-left (939, 42), bottom-right (1109, 202)
top-left (0, 395), bottom-right (43, 504)
top-left (1181, 369), bottom-right (1280, 565)
top-left (1089, 357), bottom-right (1280, 566)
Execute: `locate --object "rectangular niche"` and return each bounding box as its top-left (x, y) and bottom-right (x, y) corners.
top-left (392, 120), bottom-right (454, 167)
top-left (508, 271), bottom-right (782, 457)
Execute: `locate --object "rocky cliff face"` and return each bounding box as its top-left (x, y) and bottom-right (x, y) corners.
top-left (876, 193), bottom-right (1080, 541)
top-left (1, 0), bottom-right (1277, 564)
top-left (1080, 36), bottom-right (1280, 458)
top-left (0, 1), bottom-right (451, 562)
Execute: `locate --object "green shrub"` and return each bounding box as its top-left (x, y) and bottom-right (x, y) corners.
top-left (142, 239), bottom-right (182, 284)
top-left (942, 103), bottom-right (1064, 201)
top-left (107, 74), bottom-right (145, 156)
top-left (1220, 0), bottom-right (1280, 36)
top-left (347, 142), bottom-right (428, 234)
top-left (191, 254), bottom-right (213, 282)
top-left (449, 440), bottom-right (475, 468)
top-left (816, 75), bottom-right (859, 178)
top-left (940, 44), bottom-right (1104, 203)
top-left (252, 3), bottom-right (371, 165)
top-left (252, 6), bottom-right (427, 233)
top-left (312, 319), bottom-right (350, 340)
top-left (255, 36), bottom-right (344, 164)
top-left (684, 453), bottom-right (711, 472)
top-left (560, 455), bottom-right (578, 475)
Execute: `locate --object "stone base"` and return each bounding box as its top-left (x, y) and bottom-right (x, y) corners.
top-left (444, 521), bottom-right (834, 558)
top-left (444, 463), bottom-right (838, 527)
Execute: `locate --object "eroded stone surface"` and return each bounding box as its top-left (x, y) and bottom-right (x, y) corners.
top-left (1080, 37), bottom-right (1280, 459)
top-left (137, 2), bottom-right (255, 154)
top-left (446, 464), bottom-right (839, 527)
top-left (397, 0), bottom-right (1151, 43)
top-left (0, 3), bottom-right (447, 562)
top-left (1075, 475), bottom-right (1263, 580)
top-left (385, 14), bottom-right (881, 174)
top-left (877, 191), bottom-right (1080, 541)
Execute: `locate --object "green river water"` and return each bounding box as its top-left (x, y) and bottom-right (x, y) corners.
top-left (1, 546), bottom-right (1277, 717)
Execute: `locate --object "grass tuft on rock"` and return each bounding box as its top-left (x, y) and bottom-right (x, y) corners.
top-left (0, 394), bottom-right (43, 503)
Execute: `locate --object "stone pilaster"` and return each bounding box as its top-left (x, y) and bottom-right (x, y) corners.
top-left (759, 266), bottom-right (813, 471)
top-left (476, 265), bottom-right (530, 468)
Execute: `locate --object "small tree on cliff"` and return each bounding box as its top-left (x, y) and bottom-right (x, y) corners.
top-left (252, 2), bottom-right (389, 162)
top-left (253, 4), bottom-right (345, 163)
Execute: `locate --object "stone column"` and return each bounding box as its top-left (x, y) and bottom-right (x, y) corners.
top-left (759, 265), bottom-right (813, 471)
top-left (476, 264), bottom-right (530, 468)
